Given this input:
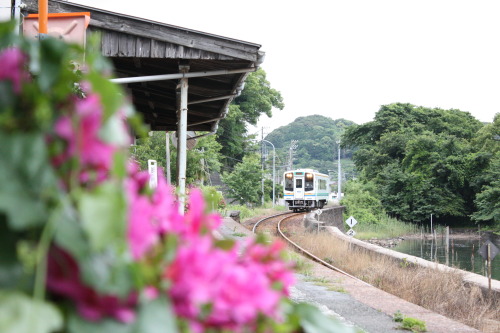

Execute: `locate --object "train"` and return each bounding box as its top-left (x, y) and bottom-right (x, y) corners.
top-left (283, 169), bottom-right (329, 212)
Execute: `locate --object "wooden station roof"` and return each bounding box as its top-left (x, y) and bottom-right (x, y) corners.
top-left (23, 0), bottom-right (264, 132)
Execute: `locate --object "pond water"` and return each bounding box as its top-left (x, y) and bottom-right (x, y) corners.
top-left (392, 232), bottom-right (500, 281)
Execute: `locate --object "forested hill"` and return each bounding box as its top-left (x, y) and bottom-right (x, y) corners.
top-left (265, 115), bottom-right (356, 174)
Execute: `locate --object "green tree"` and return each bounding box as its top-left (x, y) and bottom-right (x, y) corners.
top-left (265, 115), bottom-right (356, 174)
top-left (221, 154), bottom-right (262, 205)
top-left (132, 131), bottom-right (222, 185)
top-left (234, 68), bottom-right (284, 125)
top-left (341, 180), bottom-right (385, 224)
top-left (470, 113), bottom-right (500, 226)
top-left (217, 69), bottom-right (284, 168)
top-left (343, 103), bottom-right (484, 224)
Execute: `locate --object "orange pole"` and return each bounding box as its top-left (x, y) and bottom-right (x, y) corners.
top-left (39, 0), bottom-right (48, 34)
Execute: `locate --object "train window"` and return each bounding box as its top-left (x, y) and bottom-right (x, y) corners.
top-left (285, 175), bottom-right (293, 191)
top-left (319, 179), bottom-right (327, 190)
top-left (295, 179), bottom-right (302, 188)
top-left (305, 173), bottom-right (314, 191)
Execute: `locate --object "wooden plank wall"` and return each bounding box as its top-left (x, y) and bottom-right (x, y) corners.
top-left (88, 27), bottom-right (234, 60)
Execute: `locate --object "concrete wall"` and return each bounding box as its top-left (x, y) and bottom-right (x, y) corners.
top-left (304, 206), bottom-right (345, 232)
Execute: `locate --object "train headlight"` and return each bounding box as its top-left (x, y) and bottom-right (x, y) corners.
top-left (285, 173), bottom-right (293, 179)
top-left (305, 173), bottom-right (313, 180)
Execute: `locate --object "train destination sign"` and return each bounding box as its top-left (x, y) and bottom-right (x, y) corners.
top-left (346, 216), bottom-right (358, 228)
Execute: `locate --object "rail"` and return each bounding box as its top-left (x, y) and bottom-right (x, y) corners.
top-left (252, 212), bottom-right (371, 286)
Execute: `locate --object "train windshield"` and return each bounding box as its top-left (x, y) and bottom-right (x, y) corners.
top-left (284, 173), bottom-right (293, 191)
top-left (305, 173), bottom-right (314, 191)
top-left (285, 173), bottom-right (293, 191)
top-left (295, 179), bottom-right (302, 188)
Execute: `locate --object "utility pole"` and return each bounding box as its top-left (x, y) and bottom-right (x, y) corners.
top-left (261, 140), bottom-right (276, 207)
top-left (288, 140), bottom-right (298, 170)
top-left (261, 127), bottom-right (265, 205)
top-left (337, 139), bottom-right (342, 199)
top-left (166, 131), bottom-right (171, 183)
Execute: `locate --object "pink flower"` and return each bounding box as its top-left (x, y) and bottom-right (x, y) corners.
top-left (164, 235), bottom-right (294, 331)
top-left (126, 162), bottom-right (181, 260)
top-left (47, 246), bottom-right (138, 323)
top-left (181, 189), bottom-right (221, 238)
top-left (52, 93), bottom-right (128, 184)
top-left (55, 94), bottom-right (114, 167)
top-left (0, 47), bottom-right (29, 93)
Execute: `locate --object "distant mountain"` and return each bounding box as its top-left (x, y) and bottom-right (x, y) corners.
top-left (264, 115), bottom-right (356, 175)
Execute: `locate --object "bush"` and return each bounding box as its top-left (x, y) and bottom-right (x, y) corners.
top-left (341, 180), bottom-right (385, 224)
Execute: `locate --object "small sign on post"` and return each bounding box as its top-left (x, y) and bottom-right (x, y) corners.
top-left (345, 216), bottom-right (358, 237)
top-left (346, 216), bottom-right (357, 228)
top-left (313, 209), bottom-right (323, 233)
top-left (478, 240), bottom-right (499, 293)
top-left (148, 159), bottom-right (158, 189)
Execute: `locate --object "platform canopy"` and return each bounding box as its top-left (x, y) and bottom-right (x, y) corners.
top-left (23, 0), bottom-right (264, 132)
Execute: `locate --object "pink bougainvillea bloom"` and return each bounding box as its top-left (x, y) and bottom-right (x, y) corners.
top-left (53, 93), bottom-right (126, 183)
top-left (126, 161), bottom-right (181, 260)
top-left (47, 246), bottom-right (138, 323)
top-left (164, 234), bottom-right (294, 331)
top-left (0, 47), bottom-right (29, 93)
top-left (181, 189), bottom-right (221, 238)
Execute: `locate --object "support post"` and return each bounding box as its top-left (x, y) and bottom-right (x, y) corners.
top-left (177, 66), bottom-right (189, 213)
top-left (337, 140), bottom-right (341, 200)
top-left (166, 131), bottom-right (171, 184)
top-left (39, 0), bottom-right (48, 35)
top-left (445, 226), bottom-right (449, 266)
top-left (487, 243), bottom-right (492, 292)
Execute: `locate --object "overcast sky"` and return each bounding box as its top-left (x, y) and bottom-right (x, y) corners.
top-left (72, 0), bottom-right (499, 134)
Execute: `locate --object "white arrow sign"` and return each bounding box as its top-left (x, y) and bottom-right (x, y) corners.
top-left (346, 216), bottom-right (358, 228)
top-left (346, 229), bottom-right (356, 237)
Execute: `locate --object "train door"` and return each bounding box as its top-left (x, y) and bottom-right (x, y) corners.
top-left (294, 176), bottom-right (304, 200)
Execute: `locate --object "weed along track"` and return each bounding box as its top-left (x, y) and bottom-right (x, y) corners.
top-left (252, 212), bottom-right (370, 286)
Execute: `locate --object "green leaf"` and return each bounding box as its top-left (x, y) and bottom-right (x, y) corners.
top-left (79, 181), bottom-right (127, 252)
top-left (0, 216), bottom-right (26, 289)
top-left (68, 313), bottom-right (133, 333)
top-left (135, 296), bottom-right (178, 333)
top-left (87, 71), bottom-right (122, 120)
top-left (100, 115), bottom-right (130, 146)
top-left (80, 250), bottom-right (134, 297)
top-left (38, 38), bottom-right (69, 92)
top-left (111, 151), bottom-right (128, 180)
top-left (214, 239), bottom-right (235, 251)
top-left (294, 303), bottom-right (355, 333)
top-left (0, 131), bottom-right (57, 230)
top-left (53, 198), bottom-right (89, 259)
top-left (0, 291), bottom-right (62, 333)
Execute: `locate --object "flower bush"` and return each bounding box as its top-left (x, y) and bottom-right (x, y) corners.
top-left (0, 21), bottom-right (352, 333)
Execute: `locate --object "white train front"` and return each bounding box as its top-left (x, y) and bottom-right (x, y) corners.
top-left (283, 169), bottom-right (329, 212)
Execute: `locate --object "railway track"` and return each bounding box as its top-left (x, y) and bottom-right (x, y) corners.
top-left (253, 212), bottom-right (371, 286)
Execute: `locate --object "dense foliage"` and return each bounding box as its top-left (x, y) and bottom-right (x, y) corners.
top-left (221, 154), bottom-right (263, 205)
top-left (343, 103), bottom-right (498, 227)
top-left (266, 115), bottom-right (356, 174)
top-left (131, 131), bottom-right (222, 186)
top-left (216, 68), bottom-right (284, 169)
top-left (0, 21), bottom-right (353, 333)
